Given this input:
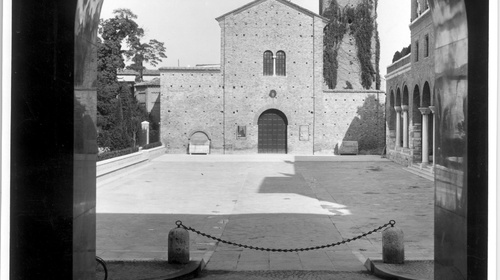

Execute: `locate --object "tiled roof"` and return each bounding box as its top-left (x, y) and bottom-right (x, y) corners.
top-left (117, 69), bottom-right (161, 75)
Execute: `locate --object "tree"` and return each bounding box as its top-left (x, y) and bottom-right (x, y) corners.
top-left (100, 8), bottom-right (167, 82)
top-left (344, 95), bottom-right (385, 153)
top-left (97, 8), bottom-right (166, 150)
top-left (125, 38), bottom-right (167, 82)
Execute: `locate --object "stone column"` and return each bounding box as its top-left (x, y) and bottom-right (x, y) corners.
top-left (394, 106), bottom-right (402, 148)
top-left (419, 107), bottom-right (431, 165)
top-left (142, 121), bottom-right (150, 145)
top-left (401, 105), bottom-right (409, 148)
top-left (429, 106), bottom-right (436, 166)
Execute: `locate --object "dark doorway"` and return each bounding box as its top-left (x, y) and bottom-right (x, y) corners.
top-left (258, 109), bottom-right (288, 154)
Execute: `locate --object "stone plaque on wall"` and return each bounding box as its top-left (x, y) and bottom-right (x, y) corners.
top-left (237, 126), bottom-right (246, 138)
top-left (299, 125), bottom-right (309, 141)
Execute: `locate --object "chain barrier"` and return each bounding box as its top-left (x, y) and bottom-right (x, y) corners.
top-left (96, 256), bottom-right (108, 280)
top-left (175, 220), bottom-right (395, 253)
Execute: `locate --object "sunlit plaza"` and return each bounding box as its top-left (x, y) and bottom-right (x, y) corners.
top-left (96, 155), bottom-right (434, 278)
top-left (3, 0), bottom-right (491, 279)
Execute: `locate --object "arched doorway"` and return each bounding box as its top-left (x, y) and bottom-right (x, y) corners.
top-left (258, 109), bottom-right (288, 154)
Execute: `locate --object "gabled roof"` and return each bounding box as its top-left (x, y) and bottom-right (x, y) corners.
top-left (216, 0), bottom-right (329, 22)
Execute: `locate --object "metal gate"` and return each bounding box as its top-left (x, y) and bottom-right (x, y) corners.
top-left (258, 109), bottom-right (287, 154)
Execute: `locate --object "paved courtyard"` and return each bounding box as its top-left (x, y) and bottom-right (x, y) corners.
top-left (97, 154), bottom-right (434, 275)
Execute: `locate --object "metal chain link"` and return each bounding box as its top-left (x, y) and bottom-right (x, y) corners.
top-left (175, 220), bottom-right (395, 252)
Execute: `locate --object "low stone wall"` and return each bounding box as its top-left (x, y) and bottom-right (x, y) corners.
top-left (97, 146), bottom-right (166, 184)
top-left (145, 146), bottom-right (167, 159)
top-left (387, 148), bottom-right (413, 167)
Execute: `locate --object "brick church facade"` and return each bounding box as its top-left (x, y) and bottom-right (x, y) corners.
top-left (160, 0), bottom-right (384, 154)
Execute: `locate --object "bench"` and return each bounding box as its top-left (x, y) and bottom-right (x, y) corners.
top-left (189, 142), bottom-right (210, 154)
top-left (338, 141), bottom-right (358, 155)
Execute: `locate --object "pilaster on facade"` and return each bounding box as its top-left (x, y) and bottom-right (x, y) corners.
top-left (410, 0), bottom-right (430, 24)
top-left (401, 105), bottom-right (409, 148)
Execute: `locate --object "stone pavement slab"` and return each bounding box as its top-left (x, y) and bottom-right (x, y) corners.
top-left (97, 154), bottom-right (434, 275)
top-left (153, 154), bottom-right (388, 163)
top-left (196, 270), bottom-right (382, 279)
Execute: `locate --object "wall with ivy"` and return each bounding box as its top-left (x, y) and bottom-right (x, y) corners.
top-left (322, 0), bottom-right (380, 90)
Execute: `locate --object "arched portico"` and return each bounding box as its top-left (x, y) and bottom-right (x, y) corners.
top-left (394, 88), bottom-right (402, 148)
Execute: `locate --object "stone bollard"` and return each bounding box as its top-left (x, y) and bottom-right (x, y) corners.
top-left (168, 221), bottom-right (190, 264)
top-left (382, 223), bottom-right (404, 264)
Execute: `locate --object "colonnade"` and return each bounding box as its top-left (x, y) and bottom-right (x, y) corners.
top-left (393, 103), bottom-right (435, 166)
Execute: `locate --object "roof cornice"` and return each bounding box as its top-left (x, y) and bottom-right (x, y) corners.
top-left (216, 0), bottom-right (329, 23)
top-left (159, 67), bottom-right (221, 73)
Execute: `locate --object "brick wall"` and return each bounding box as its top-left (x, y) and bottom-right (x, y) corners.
top-left (315, 90), bottom-right (385, 153)
top-left (160, 68), bottom-right (224, 154)
top-left (410, 11), bottom-right (435, 97)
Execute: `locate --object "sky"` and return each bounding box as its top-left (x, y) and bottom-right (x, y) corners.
top-left (100, 0), bottom-right (411, 84)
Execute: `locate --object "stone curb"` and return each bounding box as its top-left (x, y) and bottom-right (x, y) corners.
top-left (99, 259), bottom-right (205, 280)
top-left (364, 258), bottom-right (433, 280)
top-left (152, 259), bottom-right (205, 280)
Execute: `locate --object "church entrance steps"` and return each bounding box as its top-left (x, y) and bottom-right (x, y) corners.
top-left (403, 164), bottom-right (434, 181)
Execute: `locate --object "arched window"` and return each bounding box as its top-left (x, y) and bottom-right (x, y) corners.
top-left (276, 51), bottom-right (286, 76)
top-left (263, 51), bottom-right (273, 76)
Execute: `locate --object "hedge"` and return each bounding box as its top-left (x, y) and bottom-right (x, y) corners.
top-left (97, 146), bottom-right (139, 161)
top-left (142, 142), bottom-right (162, 150)
top-left (392, 44), bottom-right (411, 63)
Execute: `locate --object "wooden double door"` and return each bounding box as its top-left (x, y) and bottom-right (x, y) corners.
top-left (258, 109), bottom-right (287, 154)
